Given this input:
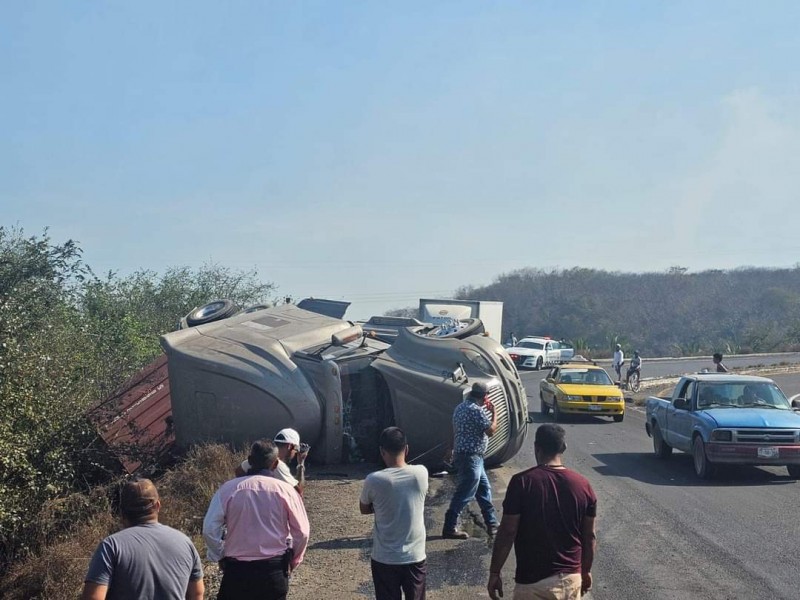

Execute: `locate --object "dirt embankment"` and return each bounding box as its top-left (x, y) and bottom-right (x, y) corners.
top-left (269, 464), bottom-right (509, 600)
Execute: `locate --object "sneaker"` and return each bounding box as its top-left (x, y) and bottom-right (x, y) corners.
top-left (442, 529), bottom-right (469, 540)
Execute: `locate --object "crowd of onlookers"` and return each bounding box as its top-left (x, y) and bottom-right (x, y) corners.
top-left (81, 382), bottom-right (598, 600)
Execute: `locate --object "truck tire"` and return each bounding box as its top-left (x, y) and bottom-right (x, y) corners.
top-left (535, 356), bottom-right (544, 371)
top-left (652, 423), bottom-right (672, 459)
top-left (613, 413), bottom-right (624, 423)
top-left (787, 465), bottom-right (800, 479)
top-left (539, 392), bottom-right (550, 415)
top-left (186, 299), bottom-right (239, 327)
top-left (692, 435), bottom-right (715, 479)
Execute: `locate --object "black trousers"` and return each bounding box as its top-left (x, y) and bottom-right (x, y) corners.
top-left (371, 559), bottom-right (427, 600)
top-left (217, 556), bottom-right (289, 600)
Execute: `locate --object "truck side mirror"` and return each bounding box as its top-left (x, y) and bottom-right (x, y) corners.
top-left (674, 398), bottom-right (688, 410)
top-left (452, 363), bottom-right (468, 384)
top-left (792, 399), bottom-right (800, 410)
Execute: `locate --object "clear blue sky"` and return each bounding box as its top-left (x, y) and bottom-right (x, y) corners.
top-left (4, 1), bottom-right (800, 319)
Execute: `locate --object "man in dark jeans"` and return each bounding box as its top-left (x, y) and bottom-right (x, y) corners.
top-left (487, 424), bottom-right (597, 600)
top-left (360, 427), bottom-right (429, 599)
top-left (442, 381), bottom-right (500, 539)
top-left (203, 440), bottom-right (310, 600)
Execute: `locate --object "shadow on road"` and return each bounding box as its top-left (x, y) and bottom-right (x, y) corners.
top-left (527, 412), bottom-right (620, 426)
top-left (591, 451), bottom-right (797, 487)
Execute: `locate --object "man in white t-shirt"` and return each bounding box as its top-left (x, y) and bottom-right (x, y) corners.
top-left (360, 427), bottom-right (428, 600)
top-left (612, 344), bottom-right (624, 382)
top-left (236, 428), bottom-right (308, 496)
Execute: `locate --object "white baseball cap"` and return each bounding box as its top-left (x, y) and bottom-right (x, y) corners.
top-left (274, 428), bottom-right (301, 447)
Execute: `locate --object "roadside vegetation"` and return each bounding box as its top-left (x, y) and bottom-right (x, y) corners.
top-left (1, 444), bottom-right (237, 599)
top-left (0, 226), bottom-right (274, 577)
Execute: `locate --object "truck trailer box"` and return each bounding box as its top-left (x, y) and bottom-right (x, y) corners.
top-left (418, 298), bottom-right (504, 343)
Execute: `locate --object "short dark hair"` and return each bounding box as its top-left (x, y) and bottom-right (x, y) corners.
top-left (713, 352), bottom-right (723, 361)
top-left (534, 424), bottom-right (567, 456)
top-left (248, 439), bottom-right (279, 471)
top-left (120, 478), bottom-right (159, 524)
top-left (379, 427), bottom-right (407, 455)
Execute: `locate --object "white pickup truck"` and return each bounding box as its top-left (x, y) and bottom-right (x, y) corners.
top-left (506, 337), bottom-right (574, 370)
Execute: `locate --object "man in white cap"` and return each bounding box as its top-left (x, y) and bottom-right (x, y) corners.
top-left (236, 427), bottom-right (308, 496)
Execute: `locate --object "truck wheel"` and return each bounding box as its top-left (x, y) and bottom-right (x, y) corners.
top-left (186, 299), bottom-right (239, 326)
top-left (539, 392), bottom-right (550, 415)
top-left (535, 357), bottom-right (543, 371)
top-left (692, 436), bottom-right (715, 479)
top-left (652, 424), bottom-right (672, 459)
top-left (613, 413), bottom-right (624, 423)
top-left (553, 400), bottom-right (562, 422)
top-left (787, 465), bottom-right (800, 479)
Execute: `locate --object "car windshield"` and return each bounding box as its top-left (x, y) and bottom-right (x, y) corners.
top-left (519, 341), bottom-right (544, 350)
top-left (558, 369), bottom-right (613, 385)
top-left (696, 382), bottom-right (791, 410)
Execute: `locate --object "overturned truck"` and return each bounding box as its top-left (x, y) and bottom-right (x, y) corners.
top-left (160, 303), bottom-right (528, 466)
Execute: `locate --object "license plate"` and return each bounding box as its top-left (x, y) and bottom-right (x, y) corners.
top-left (589, 405), bottom-right (603, 411)
top-left (757, 446), bottom-right (779, 459)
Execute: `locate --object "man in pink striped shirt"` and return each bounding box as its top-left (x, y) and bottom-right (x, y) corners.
top-left (203, 440), bottom-right (310, 600)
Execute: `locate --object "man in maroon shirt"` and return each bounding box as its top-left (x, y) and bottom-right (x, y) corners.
top-left (487, 424), bottom-right (597, 600)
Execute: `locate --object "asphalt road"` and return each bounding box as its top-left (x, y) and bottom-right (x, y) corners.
top-left (509, 366), bottom-right (800, 600)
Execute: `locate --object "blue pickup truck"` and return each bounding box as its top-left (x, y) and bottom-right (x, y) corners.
top-left (645, 373), bottom-right (800, 479)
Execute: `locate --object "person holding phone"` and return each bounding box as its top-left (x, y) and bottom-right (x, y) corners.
top-left (236, 428), bottom-right (309, 497)
top-left (442, 381), bottom-right (500, 540)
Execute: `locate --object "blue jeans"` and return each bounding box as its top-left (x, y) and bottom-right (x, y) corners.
top-left (443, 453), bottom-right (498, 532)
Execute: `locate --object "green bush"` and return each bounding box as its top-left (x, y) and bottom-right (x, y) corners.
top-left (0, 226), bottom-right (275, 570)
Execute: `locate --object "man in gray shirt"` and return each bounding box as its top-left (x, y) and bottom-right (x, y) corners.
top-left (82, 479), bottom-right (204, 600)
top-left (360, 427), bottom-right (429, 600)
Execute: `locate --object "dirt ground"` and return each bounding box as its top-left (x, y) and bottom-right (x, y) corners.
top-left (207, 463), bottom-right (519, 599)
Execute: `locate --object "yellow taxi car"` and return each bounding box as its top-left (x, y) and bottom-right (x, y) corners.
top-left (539, 362), bottom-right (625, 422)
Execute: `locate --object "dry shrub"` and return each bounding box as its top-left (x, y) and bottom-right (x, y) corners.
top-left (157, 444), bottom-right (244, 553)
top-left (1, 443), bottom-right (242, 599)
top-left (2, 508), bottom-right (116, 600)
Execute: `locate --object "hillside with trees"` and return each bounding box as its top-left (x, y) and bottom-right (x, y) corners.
top-left (452, 266), bottom-right (800, 357)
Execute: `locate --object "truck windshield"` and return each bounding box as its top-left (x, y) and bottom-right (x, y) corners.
top-left (463, 350), bottom-right (497, 376)
top-left (696, 382), bottom-right (791, 409)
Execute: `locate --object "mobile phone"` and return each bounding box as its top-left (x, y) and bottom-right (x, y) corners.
top-left (299, 442), bottom-right (311, 453)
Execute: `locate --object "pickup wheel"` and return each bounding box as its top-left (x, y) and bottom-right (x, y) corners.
top-left (613, 413), bottom-right (624, 423)
top-left (652, 423), bottom-right (672, 459)
top-left (692, 436), bottom-right (716, 479)
top-left (787, 465), bottom-right (800, 479)
top-left (553, 400), bottom-right (562, 422)
top-left (539, 392), bottom-right (550, 415)
top-left (535, 356), bottom-right (544, 371)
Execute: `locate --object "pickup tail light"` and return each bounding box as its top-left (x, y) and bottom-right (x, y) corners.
top-left (711, 430), bottom-right (733, 442)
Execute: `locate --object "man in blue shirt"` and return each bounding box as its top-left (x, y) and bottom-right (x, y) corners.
top-left (442, 381), bottom-right (499, 540)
